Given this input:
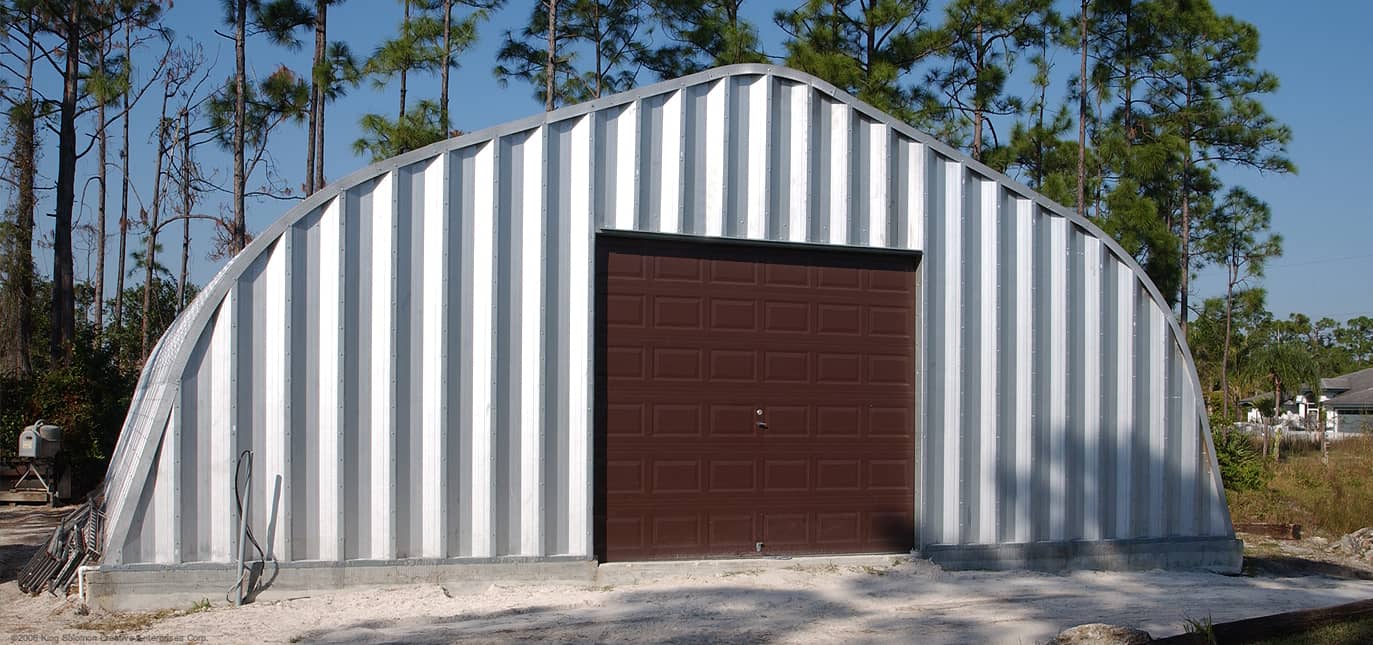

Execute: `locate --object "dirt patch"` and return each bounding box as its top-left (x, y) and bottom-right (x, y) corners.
top-left (1240, 531), bottom-right (1373, 580)
top-left (3, 507), bottom-right (1373, 644)
top-left (0, 504), bottom-right (70, 584)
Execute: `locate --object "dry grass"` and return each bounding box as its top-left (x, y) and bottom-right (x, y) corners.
top-left (1246, 615), bottom-right (1373, 645)
top-left (73, 608), bottom-right (180, 633)
top-left (1228, 436), bottom-right (1373, 537)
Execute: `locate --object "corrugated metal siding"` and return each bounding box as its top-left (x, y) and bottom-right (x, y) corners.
top-left (101, 65), bottom-right (1231, 567)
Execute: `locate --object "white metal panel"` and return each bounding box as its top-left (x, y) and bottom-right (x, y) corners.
top-left (370, 172), bottom-right (397, 560)
top-left (787, 85), bottom-right (810, 243)
top-left (828, 100), bottom-right (850, 244)
top-left (658, 90), bottom-right (682, 234)
top-left (420, 155), bottom-right (449, 558)
top-left (976, 179), bottom-right (998, 544)
top-left (470, 142), bottom-right (497, 557)
top-left (613, 101), bottom-right (638, 230)
top-left (1012, 198), bottom-right (1033, 543)
top-left (264, 238), bottom-right (290, 560)
top-left (869, 124), bottom-right (890, 247)
top-left (519, 128), bottom-right (546, 556)
top-left (703, 81), bottom-right (726, 237)
top-left (1081, 236), bottom-right (1102, 540)
top-left (566, 115), bottom-right (593, 556)
top-left (317, 197), bottom-right (345, 561)
top-left (1048, 214), bottom-right (1068, 542)
top-left (745, 78), bottom-right (768, 239)
top-left (1114, 261), bottom-right (1135, 539)
top-left (940, 160), bottom-right (963, 545)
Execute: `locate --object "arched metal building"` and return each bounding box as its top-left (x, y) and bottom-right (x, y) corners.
top-left (91, 65), bottom-right (1239, 598)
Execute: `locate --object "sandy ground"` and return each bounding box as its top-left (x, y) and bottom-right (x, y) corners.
top-left (2, 506), bottom-right (1372, 644)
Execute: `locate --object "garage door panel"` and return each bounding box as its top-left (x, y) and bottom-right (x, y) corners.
top-left (652, 514), bottom-right (703, 547)
top-left (651, 460), bottom-right (702, 493)
top-left (707, 349), bottom-right (758, 382)
top-left (653, 295), bottom-right (704, 329)
top-left (708, 460), bottom-right (757, 492)
top-left (653, 256), bottom-right (702, 281)
top-left (817, 512), bottom-right (862, 544)
top-left (600, 237), bottom-right (917, 560)
top-left (709, 513), bottom-right (755, 547)
top-left (763, 301), bottom-right (811, 333)
top-left (762, 513), bottom-right (810, 546)
top-left (606, 294), bottom-right (647, 327)
top-left (650, 403), bottom-right (703, 437)
top-left (708, 298), bottom-right (758, 331)
top-left (709, 259), bottom-right (758, 284)
top-left (816, 460), bottom-right (861, 490)
top-left (763, 263), bottom-right (809, 287)
top-left (762, 459), bottom-right (810, 492)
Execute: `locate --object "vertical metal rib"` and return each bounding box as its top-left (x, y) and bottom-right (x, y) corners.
top-left (658, 90), bottom-right (683, 234)
top-left (520, 127), bottom-right (547, 556)
top-left (1047, 214), bottom-right (1067, 542)
top-left (1114, 260), bottom-right (1136, 539)
top-left (317, 197), bottom-right (345, 560)
top-left (940, 159), bottom-right (963, 544)
top-left (976, 179), bottom-right (998, 544)
top-left (1081, 236), bottom-right (1102, 540)
top-left (420, 154), bottom-right (449, 558)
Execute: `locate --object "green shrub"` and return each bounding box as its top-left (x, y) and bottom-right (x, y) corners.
top-left (1213, 427), bottom-right (1270, 491)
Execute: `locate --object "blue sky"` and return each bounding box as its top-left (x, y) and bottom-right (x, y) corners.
top-left (35, 0), bottom-right (1373, 322)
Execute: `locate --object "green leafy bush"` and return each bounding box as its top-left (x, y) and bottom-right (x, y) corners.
top-left (1212, 426), bottom-right (1270, 492)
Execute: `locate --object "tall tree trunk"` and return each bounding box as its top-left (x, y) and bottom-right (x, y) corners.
top-left (95, 32), bottom-right (109, 342)
top-left (440, 0), bottom-right (452, 131)
top-left (1077, 0), bottom-right (1087, 216)
top-left (2, 8), bottom-right (37, 377)
top-left (399, 0), bottom-right (410, 119)
top-left (1272, 375), bottom-right (1281, 460)
top-left (1180, 157), bottom-right (1191, 333)
top-left (115, 20), bottom-right (133, 356)
top-left (316, 77), bottom-right (327, 188)
top-left (971, 23), bottom-right (983, 161)
top-left (52, 2), bottom-right (82, 363)
top-left (142, 105), bottom-right (172, 359)
top-left (1179, 81), bottom-right (1194, 333)
top-left (307, 0), bottom-right (327, 194)
top-left (232, 0), bottom-right (248, 253)
top-left (178, 111), bottom-right (192, 312)
top-left (593, 1), bottom-right (603, 98)
top-left (545, 0), bottom-right (556, 111)
top-left (1122, 1), bottom-right (1134, 142)
top-left (1221, 259), bottom-right (1235, 426)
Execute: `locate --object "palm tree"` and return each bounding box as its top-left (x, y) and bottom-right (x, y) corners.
top-left (1242, 340), bottom-right (1317, 460)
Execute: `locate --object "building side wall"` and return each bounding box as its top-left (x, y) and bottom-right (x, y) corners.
top-left (104, 67), bottom-right (1230, 566)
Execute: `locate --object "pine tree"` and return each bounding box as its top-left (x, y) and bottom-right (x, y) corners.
top-left (356, 0), bottom-right (491, 160)
top-left (496, 0), bottom-right (649, 109)
top-left (924, 0), bottom-right (1054, 161)
top-left (219, 0), bottom-right (313, 254)
top-left (0, 1), bottom-right (39, 377)
top-left (775, 0), bottom-right (942, 126)
top-left (986, 3), bottom-right (1075, 201)
top-left (1199, 187), bottom-right (1281, 421)
top-left (638, 0), bottom-right (766, 78)
top-left (1142, 0), bottom-right (1292, 331)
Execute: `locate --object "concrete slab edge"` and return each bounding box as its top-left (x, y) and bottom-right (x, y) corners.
top-left (921, 536), bottom-right (1244, 574)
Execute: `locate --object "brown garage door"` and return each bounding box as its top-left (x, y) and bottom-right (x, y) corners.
top-left (596, 236), bottom-right (918, 561)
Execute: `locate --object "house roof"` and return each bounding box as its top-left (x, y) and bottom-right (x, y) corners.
top-left (1320, 367), bottom-right (1373, 410)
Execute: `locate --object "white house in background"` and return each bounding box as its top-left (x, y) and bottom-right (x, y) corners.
top-left (1305, 366), bottom-right (1373, 434)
